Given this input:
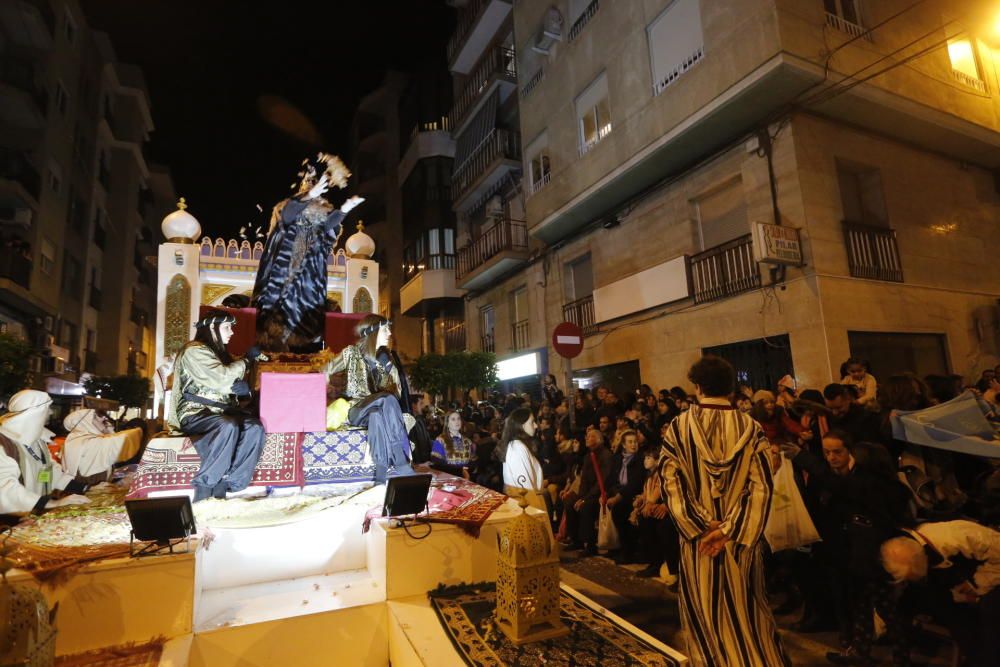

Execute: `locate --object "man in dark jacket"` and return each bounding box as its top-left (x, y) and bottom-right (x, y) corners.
top-left (792, 429), bottom-right (911, 664)
top-left (562, 428), bottom-right (614, 555)
top-left (823, 383), bottom-right (882, 445)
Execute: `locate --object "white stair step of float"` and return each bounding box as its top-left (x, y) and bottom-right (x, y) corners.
top-left (387, 594), bottom-right (465, 667)
top-left (195, 568), bottom-right (384, 631)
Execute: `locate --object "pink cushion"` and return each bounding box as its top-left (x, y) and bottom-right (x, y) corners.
top-left (259, 372), bottom-right (327, 433)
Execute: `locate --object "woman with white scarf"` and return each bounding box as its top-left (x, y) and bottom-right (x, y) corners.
top-left (0, 390), bottom-right (90, 514)
top-left (61, 409), bottom-right (143, 485)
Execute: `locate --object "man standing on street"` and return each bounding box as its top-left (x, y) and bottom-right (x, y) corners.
top-left (660, 355), bottom-right (789, 666)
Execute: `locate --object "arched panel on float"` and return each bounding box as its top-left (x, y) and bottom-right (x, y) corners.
top-left (352, 286), bottom-right (373, 314)
top-left (164, 274), bottom-right (192, 358)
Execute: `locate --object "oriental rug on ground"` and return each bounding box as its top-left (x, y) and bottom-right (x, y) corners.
top-left (428, 582), bottom-right (683, 666)
top-left (127, 432), bottom-right (302, 498)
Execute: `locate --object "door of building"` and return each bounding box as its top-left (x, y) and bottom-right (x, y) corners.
top-left (847, 331), bottom-right (949, 379)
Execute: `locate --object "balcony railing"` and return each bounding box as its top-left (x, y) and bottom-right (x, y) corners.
top-left (563, 295), bottom-right (596, 335)
top-left (0, 56), bottom-right (48, 115)
top-left (0, 246), bottom-right (32, 289)
top-left (456, 216), bottom-right (528, 281)
top-left (447, 0), bottom-right (493, 65)
top-left (89, 286), bottom-right (102, 311)
top-left (452, 128), bottom-right (521, 199)
top-left (568, 0), bottom-right (600, 41)
top-left (441, 318), bottom-right (467, 353)
top-left (448, 46), bottom-right (516, 131)
top-left (521, 68), bottom-right (545, 98)
top-left (511, 319), bottom-right (529, 352)
top-left (951, 69), bottom-right (987, 93)
top-left (842, 221), bottom-right (903, 282)
top-left (481, 332), bottom-right (495, 354)
top-left (403, 228), bottom-right (457, 282)
top-left (691, 235), bottom-right (760, 304)
top-left (0, 148), bottom-right (41, 201)
top-left (824, 11), bottom-right (871, 41)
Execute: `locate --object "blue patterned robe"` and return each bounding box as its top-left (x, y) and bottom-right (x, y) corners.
top-left (251, 197), bottom-right (345, 347)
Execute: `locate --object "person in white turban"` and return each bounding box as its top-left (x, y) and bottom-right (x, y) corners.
top-left (60, 409), bottom-right (143, 485)
top-left (0, 390), bottom-right (90, 515)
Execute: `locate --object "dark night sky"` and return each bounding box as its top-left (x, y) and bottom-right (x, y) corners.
top-left (81, 1), bottom-right (454, 239)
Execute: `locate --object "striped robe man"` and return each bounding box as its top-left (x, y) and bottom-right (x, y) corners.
top-left (659, 397), bottom-right (788, 667)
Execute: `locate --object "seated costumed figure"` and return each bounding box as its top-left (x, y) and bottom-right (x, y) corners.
top-left (251, 153), bottom-right (364, 351)
top-left (0, 390), bottom-right (90, 515)
top-left (169, 310), bottom-right (267, 502)
top-left (61, 408), bottom-right (143, 486)
top-left (325, 315), bottom-right (414, 483)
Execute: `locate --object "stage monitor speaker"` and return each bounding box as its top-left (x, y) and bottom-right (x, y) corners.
top-left (125, 496), bottom-right (196, 545)
top-left (382, 473), bottom-right (432, 517)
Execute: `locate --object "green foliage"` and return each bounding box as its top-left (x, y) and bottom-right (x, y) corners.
top-left (0, 333), bottom-right (32, 399)
top-left (408, 351), bottom-right (498, 399)
top-left (83, 374), bottom-right (151, 410)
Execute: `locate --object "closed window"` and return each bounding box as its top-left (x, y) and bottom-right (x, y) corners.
top-left (55, 81), bottom-right (69, 116)
top-left (836, 158), bottom-right (887, 227)
top-left (576, 73), bottom-right (611, 155)
top-left (695, 178), bottom-right (748, 249)
top-left (40, 238), bottom-right (56, 275)
top-left (565, 253), bottom-right (594, 302)
top-left (525, 131), bottom-right (551, 194)
top-left (824, 0), bottom-right (861, 25)
top-left (648, 0), bottom-right (704, 95)
top-left (947, 39), bottom-right (985, 91)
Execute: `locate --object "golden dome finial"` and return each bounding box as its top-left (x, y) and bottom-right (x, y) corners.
top-left (177, 197), bottom-right (188, 211)
top-left (356, 220), bottom-right (365, 232)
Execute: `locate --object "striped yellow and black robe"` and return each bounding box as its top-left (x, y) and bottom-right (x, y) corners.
top-left (659, 399), bottom-right (789, 667)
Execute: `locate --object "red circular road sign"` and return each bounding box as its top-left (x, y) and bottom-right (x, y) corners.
top-left (552, 321), bottom-right (584, 359)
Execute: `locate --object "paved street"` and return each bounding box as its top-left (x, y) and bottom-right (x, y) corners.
top-left (560, 551), bottom-right (955, 666)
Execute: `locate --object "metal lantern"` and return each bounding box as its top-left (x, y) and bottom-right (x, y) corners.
top-left (494, 495), bottom-right (568, 645)
top-left (0, 530), bottom-right (56, 666)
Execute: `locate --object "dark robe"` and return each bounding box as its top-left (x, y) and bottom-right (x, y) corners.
top-left (252, 196), bottom-right (345, 349)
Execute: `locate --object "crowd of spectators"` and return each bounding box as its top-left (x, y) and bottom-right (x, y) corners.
top-left (411, 361), bottom-right (1000, 667)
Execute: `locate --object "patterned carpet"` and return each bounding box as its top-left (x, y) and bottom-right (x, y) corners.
top-left (428, 582), bottom-right (683, 666)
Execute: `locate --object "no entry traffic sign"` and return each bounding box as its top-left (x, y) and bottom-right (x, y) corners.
top-left (552, 321), bottom-right (584, 359)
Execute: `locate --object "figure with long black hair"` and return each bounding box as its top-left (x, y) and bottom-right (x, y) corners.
top-left (495, 408), bottom-right (547, 513)
top-left (325, 314), bottom-right (414, 483)
top-left (170, 310), bottom-right (267, 502)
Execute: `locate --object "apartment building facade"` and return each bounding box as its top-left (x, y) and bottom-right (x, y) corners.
top-left (458, 0), bottom-right (1000, 395)
top-left (0, 0), bottom-right (175, 393)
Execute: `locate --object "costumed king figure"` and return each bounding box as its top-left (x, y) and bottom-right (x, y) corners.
top-left (61, 409), bottom-right (143, 486)
top-left (325, 315), bottom-right (414, 484)
top-left (0, 390), bottom-right (90, 515)
top-left (169, 310), bottom-right (267, 502)
top-left (251, 152), bottom-right (364, 351)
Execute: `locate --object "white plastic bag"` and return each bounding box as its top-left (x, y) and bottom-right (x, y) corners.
top-left (764, 455), bottom-right (820, 552)
top-left (597, 503), bottom-right (620, 551)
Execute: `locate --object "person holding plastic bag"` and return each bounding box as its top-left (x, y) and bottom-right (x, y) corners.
top-left (764, 451), bottom-right (821, 552)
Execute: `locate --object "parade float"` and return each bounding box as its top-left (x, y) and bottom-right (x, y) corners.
top-left (1, 180), bottom-right (684, 666)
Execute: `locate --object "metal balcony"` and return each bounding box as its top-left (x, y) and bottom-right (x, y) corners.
top-left (0, 148), bottom-right (42, 203)
top-left (455, 215), bottom-right (528, 291)
top-left (452, 128), bottom-right (521, 210)
top-left (447, 0), bottom-right (513, 74)
top-left (690, 235), bottom-right (760, 304)
top-left (0, 245), bottom-right (31, 289)
top-left (400, 228), bottom-right (464, 316)
top-left (480, 332), bottom-right (495, 354)
top-left (842, 221), bottom-right (903, 282)
top-left (510, 319), bottom-right (529, 352)
top-left (562, 295), bottom-right (596, 335)
top-left (448, 46), bottom-right (517, 137)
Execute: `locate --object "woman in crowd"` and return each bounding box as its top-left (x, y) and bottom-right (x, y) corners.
top-left (495, 407), bottom-right (547, 513)
top-left (607, 430), bottom-right (646, 563)
top-left (431, 410), bottom-right (474, 478)
top-left (631, 443), bottom-right (679, 582)
top-left (750, 389), bottom-right (803, 446)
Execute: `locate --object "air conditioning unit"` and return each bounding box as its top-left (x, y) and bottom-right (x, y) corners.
top-left (485, 196), bottom-right (504, 218)
top-left (533, 7), bottom-right (564, 54)
top-left (0, 206), bottom-right (32, 230)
